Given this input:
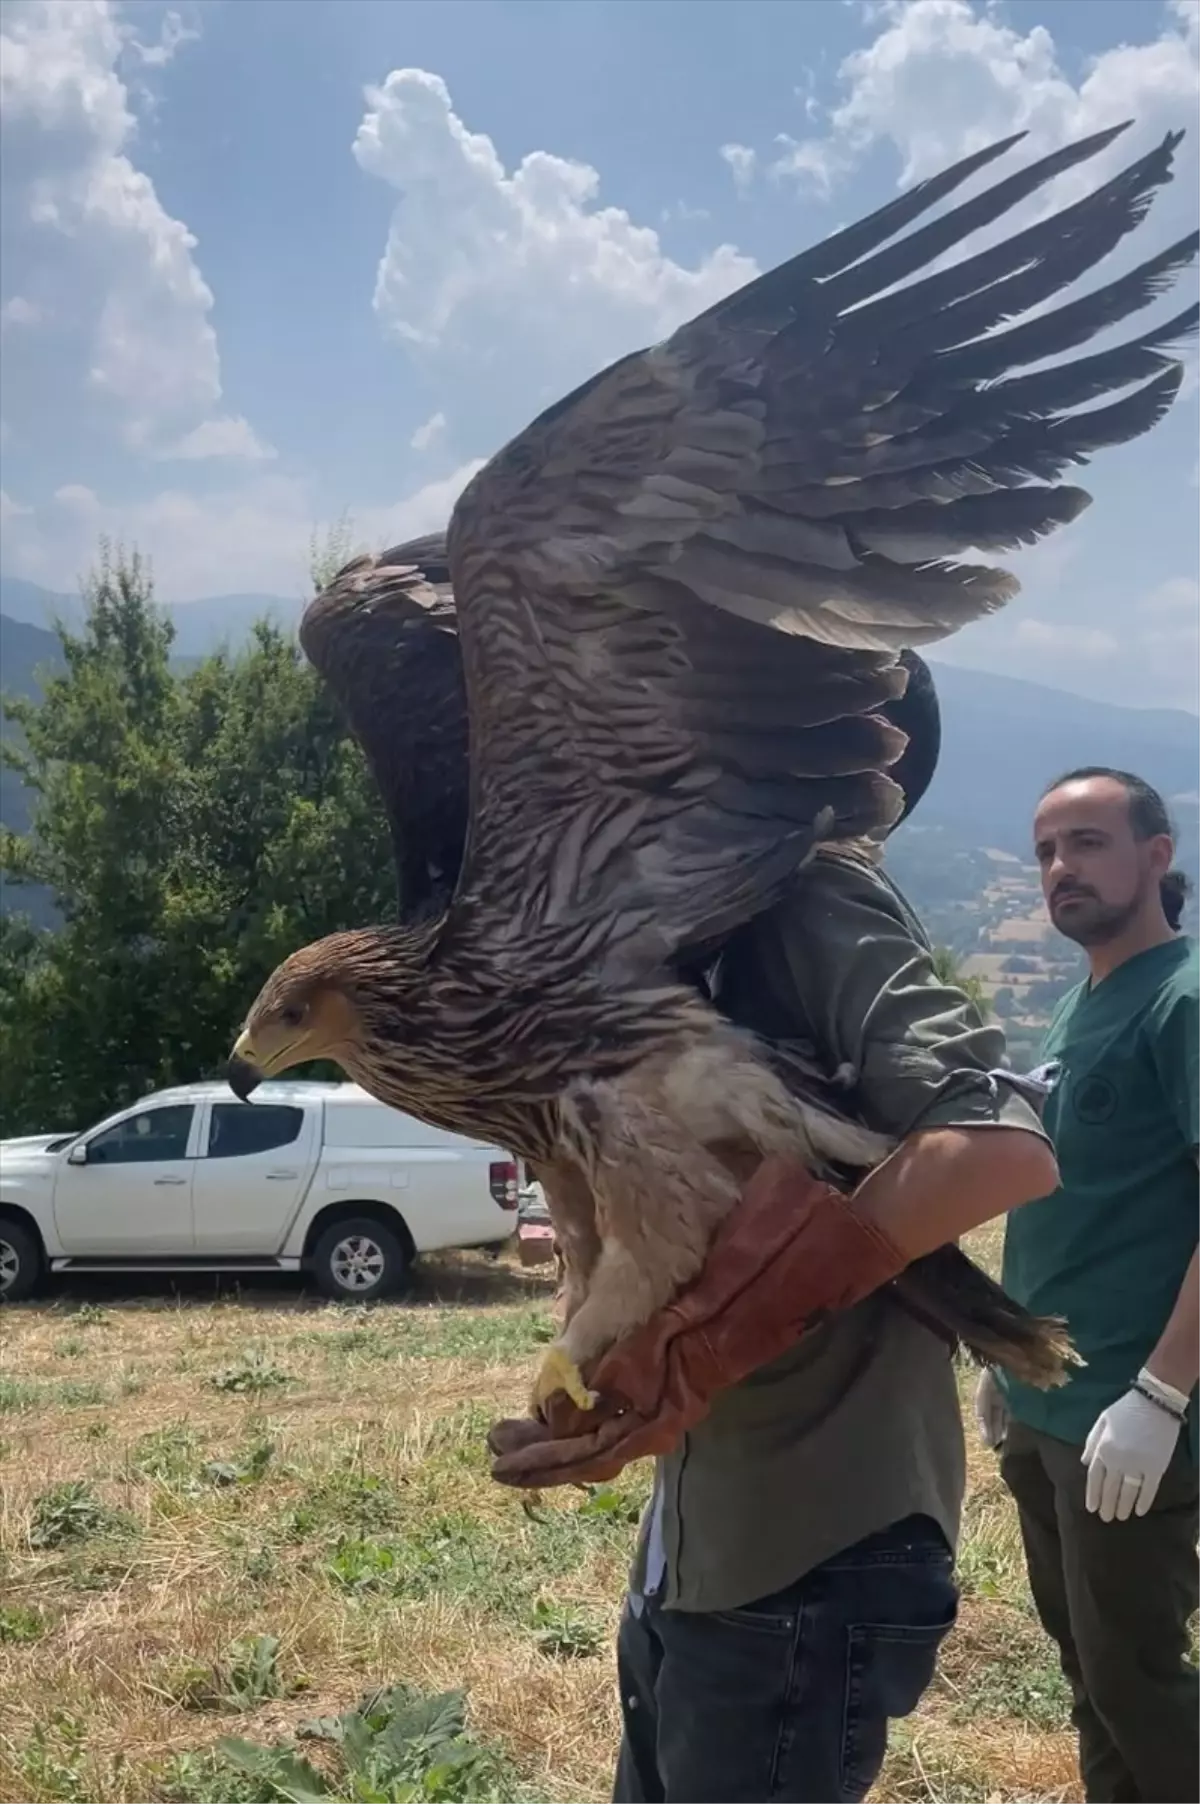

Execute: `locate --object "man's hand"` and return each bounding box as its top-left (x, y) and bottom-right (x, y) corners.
top-left (488, 1157), bottom-right (908, 1489)
top-left (974, 1368), bottom-right (1009, 1450)
top-left (1081, 1378), bottom-right (1187, 1521)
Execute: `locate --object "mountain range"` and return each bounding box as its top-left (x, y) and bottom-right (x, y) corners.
top-left (0, 573), bottom-right (298, 661)
top-left (3, 572), bottom-right (1198, 879)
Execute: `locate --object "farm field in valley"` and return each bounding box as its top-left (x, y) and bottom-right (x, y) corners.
top-left (1, 1229), bottom-right (1084, 1804)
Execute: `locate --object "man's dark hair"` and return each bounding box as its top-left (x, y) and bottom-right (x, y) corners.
top-left (1043, 765), bottom-right (1191, 931)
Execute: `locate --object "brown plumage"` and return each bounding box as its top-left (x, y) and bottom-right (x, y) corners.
top-left (230, 121), bottom-right (1195, 1413)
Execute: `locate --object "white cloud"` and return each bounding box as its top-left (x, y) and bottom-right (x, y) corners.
top-left (1140, 613), bottom-right (1190, 710)
top-left (768, 133), bottom-right (841, 196)
top-left (353, 68), bottom-right (758, 419)
top-left (661, 199), bottom-right (711, 224)
top-left (52, 481), bottom-right (100, 510)
top-left (812, 0), bottom-right (1197, 196)
top-left (0, 460), bottom-right (485, 603)
top-left (0, 489), bottom-right (33, 522)
top-left (124, 6), bottom-right (198, 70)
top-left (1004, 571), bottom-right (1198, 708)
top-left (0, 294), bottom-right (42, 328)
top-left (1014, 619), bottom-right (1119, 659)
top-left (1141, 573), bottom-right (1200, 617)
top-left (753, 0), bottom-right (1199, 279)
top-left (409, 409), bottom-right (446, 452)
top-left (719, 142), bottom-right (757, 190)
top-left (0, 1), bottom-right (262, 457)
top-left (161, 415), bottom-right (277, 463)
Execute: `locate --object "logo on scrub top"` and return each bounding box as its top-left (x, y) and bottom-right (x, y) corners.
top-left (1071, 1073), bottom-right (1119, 1125)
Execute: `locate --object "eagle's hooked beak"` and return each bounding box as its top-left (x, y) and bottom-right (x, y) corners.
top-left (226, 1017), bottom-right (323, 1098)
top-left (226, 1032), bottom-right (264, 1102)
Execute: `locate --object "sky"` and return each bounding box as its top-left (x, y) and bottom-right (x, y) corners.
top-left (1, 0), bottom-right (1197, 710)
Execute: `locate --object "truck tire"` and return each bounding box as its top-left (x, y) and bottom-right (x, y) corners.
top-left (0, 1217), bottom-right (44, 1303)
top-left (310, 1216), bottom-right (411, 1303)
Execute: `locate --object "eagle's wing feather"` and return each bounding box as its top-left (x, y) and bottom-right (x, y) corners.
top-left (441, 122), bottom-right (1195, 971)
top-left (300, 534), bottom-right (469, 919)
top-left (303, 545), bottom-right (940, 971)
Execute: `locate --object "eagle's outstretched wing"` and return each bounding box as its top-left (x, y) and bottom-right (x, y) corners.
top-left (440, 121), bottom-right (1196, 970)
top-left (300, 533), bottom-right (468, 919)
top-left (302, 541), bottom-right (939, 959)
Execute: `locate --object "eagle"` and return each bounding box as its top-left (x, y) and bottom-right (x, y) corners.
top-left (229, 121), bottom-right (1196, 1417)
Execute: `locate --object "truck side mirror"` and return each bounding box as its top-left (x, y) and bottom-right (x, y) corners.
top-left (67, 1142), bottom-right (88, 1166)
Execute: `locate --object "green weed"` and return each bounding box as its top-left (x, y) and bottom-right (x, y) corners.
top-left (158, 1747), bottom-right (276, 1804)
top-left (27, 1481), bottom-right (131, 1550)
top-left (211, 1350), bottom-right (294, 1395)
top-left (0, 1602), bottom-right (47, 1644)
top-left (54, 1380), bottom-right (108, 1407)
top-left (2, 1373), bottom-right (110, 1410)
top-left (529, 1599), bottom-right (603, 1660)
top-left (202, 1439), bottom-right (276, 1488)
top-left (12, 1712), bottom-right (96, 1803)
top-left (316, 1307), bottom-right (554, 1367)
top-left (129, 1422), bottom-right (205, 1485)
top-left (0, 1376), bottom-right (40, 1412)
top-left (947, 1619), bottom-right (1072, 1732)
top-left (281, 1466), bottom-right (404, 1542)
top-left (165, 1633), bottom-right (293, 1714)
top-left (219, 1681), bottom-right (528, 1802)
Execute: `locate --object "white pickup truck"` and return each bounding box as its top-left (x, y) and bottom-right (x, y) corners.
top-left (0, 1079), bottom-right (521, 1303)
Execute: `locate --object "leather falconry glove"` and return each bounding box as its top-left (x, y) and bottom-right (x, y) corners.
top-left (487, 1155), bottom-right (907, 1489)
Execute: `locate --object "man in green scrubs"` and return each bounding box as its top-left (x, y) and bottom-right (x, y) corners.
top-left (976, 767), bottom-right (1198, 1803)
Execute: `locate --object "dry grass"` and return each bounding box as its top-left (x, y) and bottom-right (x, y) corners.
top-left (0, 1232), bottom-right (1081, 1804)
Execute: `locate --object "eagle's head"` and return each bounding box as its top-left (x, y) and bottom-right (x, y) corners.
top-left (227, 926), bottom-right (433, 1101)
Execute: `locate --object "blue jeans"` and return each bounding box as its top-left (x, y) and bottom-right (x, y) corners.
top-left (613, 1513), bottom-right (958, 1803)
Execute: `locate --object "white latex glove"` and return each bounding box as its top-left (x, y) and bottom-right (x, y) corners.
top-left (1082, 1388), bottom-right (1183, 1522)
top-left (974, 1368), bottom-right (1009, 1449)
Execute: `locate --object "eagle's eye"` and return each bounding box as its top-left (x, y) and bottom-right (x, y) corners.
top-left (280, 1003), bottom-right (307, 1029)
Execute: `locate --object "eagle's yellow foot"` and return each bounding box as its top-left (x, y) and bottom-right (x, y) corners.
top-left (531, 1345), bottom-right (598, 1415)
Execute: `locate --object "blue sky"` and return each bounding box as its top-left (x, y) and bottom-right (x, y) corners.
top-left (1, 0), bottom-right (1197, 709)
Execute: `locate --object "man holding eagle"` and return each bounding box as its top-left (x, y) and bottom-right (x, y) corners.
top-left (227, 118), bottom-right (1196, 1802)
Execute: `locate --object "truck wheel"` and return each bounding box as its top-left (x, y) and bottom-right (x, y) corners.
top-left (310, 1217), bottom-right (410, 1303)
top-left (0, 1218), bottom-right (44, 1303)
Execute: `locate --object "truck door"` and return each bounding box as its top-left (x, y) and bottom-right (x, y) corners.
top-left (52, 1102), bottom-right (198, 1254)
top-left (191, 1100), bottom-right (317, 1253)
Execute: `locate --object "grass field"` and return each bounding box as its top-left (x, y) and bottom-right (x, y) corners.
top-left (1, 1230), bottom-right (1085, 1804)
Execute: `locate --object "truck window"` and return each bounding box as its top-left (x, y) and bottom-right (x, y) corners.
top-left (206, 1103), bottom-right (304, 1159)
top-left (88, 1104), bottom-right (194, 1164)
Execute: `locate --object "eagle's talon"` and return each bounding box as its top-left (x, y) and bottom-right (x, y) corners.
top-left (531, 1345), bottom-right (598, 1415)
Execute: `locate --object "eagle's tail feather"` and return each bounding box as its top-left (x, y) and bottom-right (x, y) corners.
top-left (891, 1244), bottom-right (1078, 1388)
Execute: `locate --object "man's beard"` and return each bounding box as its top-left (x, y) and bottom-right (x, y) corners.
top-left (1049, 887), bottom-right (1141, 947)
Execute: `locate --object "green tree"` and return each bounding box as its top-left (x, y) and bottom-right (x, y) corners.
top-left (1, 546), bottom-right (187, 1126)
top-left (0, 540), bottom-right (391, 1134)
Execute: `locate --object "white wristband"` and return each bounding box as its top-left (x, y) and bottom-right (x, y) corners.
top-left (1137, 1366), bottom-right (1191, 1416)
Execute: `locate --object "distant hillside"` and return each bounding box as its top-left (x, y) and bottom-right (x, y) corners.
top-left (917, 661), bottom-right (1199, 865)
top-left (0, 614), bottom-right (64, 925)
top-left (0, 576), bottom-right (79, 633)
top-left (0, 574), bottom-right (299, 659)
top-left (0, 613), bottom-right (64, 711)
top-left (1, 614), bottom-right (63, 830)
